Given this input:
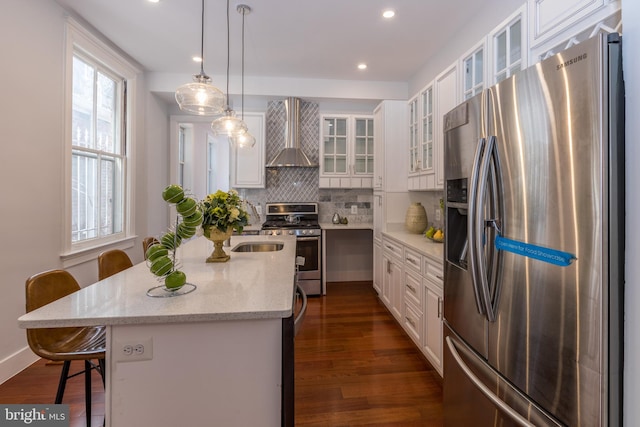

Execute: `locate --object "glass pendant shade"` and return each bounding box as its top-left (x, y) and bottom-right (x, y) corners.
top-left (230, 129), bottom-right (256, 148)
top-left (211, 109), bottom-right (248, 136)
top-left (175, 74), bottom-right (225, 116)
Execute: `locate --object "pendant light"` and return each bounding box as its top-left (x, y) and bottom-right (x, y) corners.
top-left (229, 4), bottom-right (256, 148)
top-left (175, 0), bottom-right (225, 115)
top-left (211, 0), bottom-right (247, 136)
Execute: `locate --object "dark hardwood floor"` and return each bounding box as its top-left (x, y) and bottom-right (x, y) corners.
top-left (295, 281), bottom-right (443, 426)
top-left (0, 281), bottom-right (443, 426)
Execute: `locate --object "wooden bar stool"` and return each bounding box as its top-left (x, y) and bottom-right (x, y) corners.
top-left (97, 249), bottom-right (133, 280)
top-left (25, 269), bottom-right (106, 427)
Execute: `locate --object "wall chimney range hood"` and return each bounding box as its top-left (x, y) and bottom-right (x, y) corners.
top-left (266, 97), bottom-right (317, 168)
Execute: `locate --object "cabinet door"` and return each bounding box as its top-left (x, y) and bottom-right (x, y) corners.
top-left (353, 117), bottom-right (374, 176)
top-left (490, 6), bottom-right (527, 84)
top-left (421, 86), bottom-right (434, 173)
top-left (434, 63), bottom-right (458, 189)
top-left (321, 116), bottom-right (348, 175)
top-left (230, 113), bottom-right (265, 188)
top-left (373, 192), bottom-right (384, 242)
top-left (373, 104), bottom-right (384, 190)
top-left (373, 241), bottom-right (382, 294)
top-left (408, 97), bottom-right (419, 173)
top-left (462, 43), bottom-right (485, 100)
top-left (423, 279), bottom-right (443, 375)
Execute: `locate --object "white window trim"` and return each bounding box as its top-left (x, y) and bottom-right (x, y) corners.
top-left (61, 18), bottom-right (140, 267)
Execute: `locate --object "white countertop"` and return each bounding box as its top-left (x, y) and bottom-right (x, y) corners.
top-left (382, 230), bottom-right (444, 263)
top-left (18, 235), bottom-right (297, 329)
top-left (320, 222), bottom-right (374, 230)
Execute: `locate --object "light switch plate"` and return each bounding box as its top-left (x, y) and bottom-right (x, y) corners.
top-left (351, 205), bottom-right (357, 214)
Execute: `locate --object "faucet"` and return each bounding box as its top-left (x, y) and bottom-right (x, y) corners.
top-left (244, 200), bottom-right (261, 225)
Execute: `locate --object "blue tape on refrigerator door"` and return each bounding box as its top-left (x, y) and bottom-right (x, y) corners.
top-left (0, 405), bottom-right (69, 426)
top-left (495, 235), bottom-right (577, 266)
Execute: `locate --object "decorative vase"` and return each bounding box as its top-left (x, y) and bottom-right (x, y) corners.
top-left (405, 202), bottom-right (428, 234)
top-left (204, 226), bottom-right (233, 263)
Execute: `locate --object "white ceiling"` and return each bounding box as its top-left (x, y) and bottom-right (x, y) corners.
top-left (54, 0), bottom-right (506, 85)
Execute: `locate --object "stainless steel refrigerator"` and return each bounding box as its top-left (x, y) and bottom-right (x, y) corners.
top-left (442, 33), bottom-right (624, 426)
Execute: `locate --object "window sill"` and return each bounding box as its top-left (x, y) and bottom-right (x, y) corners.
top-left (60, 236), bottom-right (137, 268)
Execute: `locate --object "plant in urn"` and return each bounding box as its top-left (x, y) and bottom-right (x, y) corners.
top-left (200, 189), bottom-right (249, 262)
top-left (405, 202), bottom-right (428, 234)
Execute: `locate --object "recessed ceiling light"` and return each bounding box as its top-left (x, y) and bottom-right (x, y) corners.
top-left (192, 56), bottom-right (203, 63)
top-left (358, 63), bottom-right (367, 70)
top-left (382, 9), bottom-right (395, 19)
top-left (148, 0), bottom-right (160, 3)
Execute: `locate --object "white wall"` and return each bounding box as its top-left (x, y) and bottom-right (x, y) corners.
top-left (0, 0), bottom-right (169, 382)
top-left (622, 1), bottom-right (640, 424)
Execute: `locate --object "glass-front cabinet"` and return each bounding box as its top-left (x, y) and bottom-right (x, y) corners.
top-left (421, 86), bottom-right (433, 172)
top-left (408, 97), bottom-right (419, 173)
top-left (353, 117), bottom-right (374, 175)
top-left (462, 46), bottom-right (484, 100)
top-left (319, 114), bottom-right (374, 188)
top-left (322, 116), bottom-right (348, 175)
top-left (490, 7), bottom-right (526, 84)
top-left (408, 81), bottom-right (437, 191)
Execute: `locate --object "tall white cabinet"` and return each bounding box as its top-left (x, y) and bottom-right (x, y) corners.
top-left (372, 101), bottom-right (407, 296)
top-left (230, 112), bottom-right (266, 189)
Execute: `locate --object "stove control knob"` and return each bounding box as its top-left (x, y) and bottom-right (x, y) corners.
top-left (301, 230), bottom-right (308, 235)
top-left (273, 230), bottom-right (280, 236)
top-left (288, 230), bottom-right (295, 235)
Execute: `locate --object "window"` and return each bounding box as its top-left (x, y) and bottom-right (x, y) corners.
top-left (64, 19), bottom-right (138, 257)
top-left (71, 54), bottom-right (124, 243)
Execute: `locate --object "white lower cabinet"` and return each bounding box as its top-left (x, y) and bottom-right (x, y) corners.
top-left (373, 240), bottom-right (382, 294)
top-left (423, 277), bottom-right (443, 376)
top-left (379, 235), bottom-right (443, 376)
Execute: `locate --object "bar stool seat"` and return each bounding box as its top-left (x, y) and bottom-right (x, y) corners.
top-left (25, 269), bottom-right (106, 427)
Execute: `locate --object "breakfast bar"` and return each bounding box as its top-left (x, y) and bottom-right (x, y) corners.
top-left (18, 235), bottom-right (298, 427)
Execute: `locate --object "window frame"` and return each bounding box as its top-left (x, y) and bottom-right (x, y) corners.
top-left (62, 18), bottom-right (140, 265)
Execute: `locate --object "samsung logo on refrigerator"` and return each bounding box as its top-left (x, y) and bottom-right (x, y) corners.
top-left (556, 53), bottom-right (588, 70)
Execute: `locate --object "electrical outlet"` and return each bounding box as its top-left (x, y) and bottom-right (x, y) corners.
top-left (351, 205), bottom-right (358, 214)
top-left (115, 338), bottom-right (153, 362)
top-left (255, 205), bottom-right (262, 215)
top-left (435, 208), bottom-right (441, 221)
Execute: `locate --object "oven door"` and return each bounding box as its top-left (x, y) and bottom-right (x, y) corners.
top-left (296, 236), bottom-right (321, 295)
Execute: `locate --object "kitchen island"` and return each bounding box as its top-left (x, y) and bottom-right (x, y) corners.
top-left (18, 235), bottom-right (298, 427)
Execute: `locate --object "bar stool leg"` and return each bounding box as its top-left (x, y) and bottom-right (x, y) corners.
top-left (55, 361), bottom-right (71, 404)
top-left (85, 360), bottom-right (92, 426)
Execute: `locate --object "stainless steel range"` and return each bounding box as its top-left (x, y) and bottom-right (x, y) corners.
top-left (261, 202), bottom-right (321, 296)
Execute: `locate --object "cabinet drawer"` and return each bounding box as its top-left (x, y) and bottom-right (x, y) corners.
top-left (382, 239), bottom-right (403, 260)
top-left (424, 259), bottom-right (444, 287)
top-left (404, 271), bottom-right (423, 309)
top-left (403, 300), bottom-right (423, 345)
top-left (404, 248), bottom-right (422, 273)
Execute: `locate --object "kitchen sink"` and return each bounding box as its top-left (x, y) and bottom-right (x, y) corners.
top-left (231, 242), bottom-right (284, 252)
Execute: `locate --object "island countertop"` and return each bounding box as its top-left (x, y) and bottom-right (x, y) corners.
top-left (18, 235), bottom-right (298, 329)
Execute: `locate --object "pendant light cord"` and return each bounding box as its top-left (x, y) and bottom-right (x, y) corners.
top-left (200, 0), bottom-right (205, 76)
top-left (240, 6), bottom-right (245, 119)
top-left (225, 0), bottom-right (231, 108)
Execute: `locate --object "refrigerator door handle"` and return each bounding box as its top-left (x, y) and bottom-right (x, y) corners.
top-left (445, 336), bottom-right (535, 427)
top-left (467, 137), bottom-right (487, 315)
top-left (474, 136), bottom-right (497, 321)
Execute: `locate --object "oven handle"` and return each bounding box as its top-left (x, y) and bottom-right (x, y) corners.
top-left (296, 236), bottom-right (320, 241)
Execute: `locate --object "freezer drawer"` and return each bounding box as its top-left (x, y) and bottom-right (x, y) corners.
top-left (443, 324), bottom-right (563, 427)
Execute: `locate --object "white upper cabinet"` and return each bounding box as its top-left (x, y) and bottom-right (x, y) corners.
top-left (320, 114), bottom-right (374, 188)
top-left (407, 82), bottom-right (437, 191)
top-left (528, 0), bottom-right (621, 64)
top-left (434, 63), bottom-right (458, 190)
top-left (373, 100), bottom-right (407, 192)
top-left (461, 40), bottom-right (486, 100)
top-left (230, 113), bottom-right (266, 189)
top-left (489, 5), bottom-right (528, 84)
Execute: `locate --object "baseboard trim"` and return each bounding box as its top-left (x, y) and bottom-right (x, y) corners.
top-left (0, 347), bottom-right (39, 385)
